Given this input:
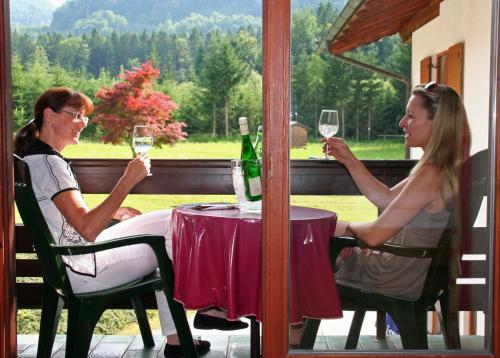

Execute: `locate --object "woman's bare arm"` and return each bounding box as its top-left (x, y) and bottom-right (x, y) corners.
top-left (348, 164), bottom-right (440, 247)
top-left (324, 137), bottom-right (407, 209)
top-left (53, 154), bottom-right (150, 242)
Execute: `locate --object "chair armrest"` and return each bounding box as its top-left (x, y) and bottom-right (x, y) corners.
top-left (374, 243), bottom-right (439, 258)
top-left (333, 236), bottom-right (360, 247)
top-left (50, 234), bottom-right (174, 286)
top-left (50, 235), bottom-right (166, 256)
top-left (330, 236), bottom-right (360, 263)
top-left (330, 236), bottom-right (440, 262)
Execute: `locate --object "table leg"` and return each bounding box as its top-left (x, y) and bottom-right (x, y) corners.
top-left (300, 318), bottom-right (321, 349)
top-left (250, 317), bottom-right (261, 358)
top-left (376, 310), bottom-right (387, 340)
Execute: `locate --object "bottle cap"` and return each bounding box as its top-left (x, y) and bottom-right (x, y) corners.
top-left (239, 117), bottom-right (248, 125)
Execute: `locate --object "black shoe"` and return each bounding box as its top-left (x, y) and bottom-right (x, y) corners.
top-left (193, 313), bottom-right (249, 331)
top-left (164, 339), bottom-right (211, 357)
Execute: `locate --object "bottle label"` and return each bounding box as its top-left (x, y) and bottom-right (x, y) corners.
top-left (248, 176), bottom-right (262, 196)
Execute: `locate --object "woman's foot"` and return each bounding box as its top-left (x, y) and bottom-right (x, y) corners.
top-left (193, 312), bottom-right (248, 330)
top-left (164, 338), bottom-right (211, 357)
top-left (289, 322), bottom-right (305, 347)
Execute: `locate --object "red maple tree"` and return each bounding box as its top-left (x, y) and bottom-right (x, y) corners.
top-left (93, 61), bottom-right (186, 154)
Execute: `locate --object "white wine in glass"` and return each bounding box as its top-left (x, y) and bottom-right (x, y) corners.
top-left (318, 110), bottom-right (339, 159)
top-left (132, 125), bottom-right (153, 175)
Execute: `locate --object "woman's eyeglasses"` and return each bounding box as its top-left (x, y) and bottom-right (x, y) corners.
top-left (59, 110), bottom-right (89, 125)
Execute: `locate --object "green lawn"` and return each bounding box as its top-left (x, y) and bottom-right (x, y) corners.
top-left (17, 139), bottom-right (395, 224)
top-left (82, 193), bottom-right (377, 223)
top-left (64, 139), bottom-right (397, 223)
top-left (63, 139), bottom-right (405, 160)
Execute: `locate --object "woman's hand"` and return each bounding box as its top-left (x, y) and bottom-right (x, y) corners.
top-left (322, 137), bottom-right (356, 166)
top-left (113, 207), bottom-right (142, 221)
top-left (123, 153), bottom-right (151, 187)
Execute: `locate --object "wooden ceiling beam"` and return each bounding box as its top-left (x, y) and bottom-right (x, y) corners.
top-left (399, 0), bottom-right (443, 42)
top-left (342, 6), bottom-right (427, 38)
top-left (353, 0), bottom-right (428, 22)
top-left (330, 0), bottom-right (433, 55)
top-left (328, 0), bottom-right (441, 55)
top-left (331, 27), bottom-right (396, 54)
top-left (333, 7), bottom-right (426, 52)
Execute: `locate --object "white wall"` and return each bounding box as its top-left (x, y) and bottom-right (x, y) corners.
top-left (411, 0), bottom-right (493, 156)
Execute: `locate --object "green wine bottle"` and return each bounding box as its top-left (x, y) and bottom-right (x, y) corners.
top-left (239, 117), bottom-right (262, 201)
top-left (254, 124), bottom-right (263, 160)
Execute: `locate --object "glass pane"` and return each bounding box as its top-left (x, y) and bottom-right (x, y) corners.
top-left (11, 1), bottom-right (263, 354)
top-left (289, 0), bottom-right (493, 353)
top-left (11, 5), bottom-right (262, 160)
top-left (438, 54), bottom-right (448, 83)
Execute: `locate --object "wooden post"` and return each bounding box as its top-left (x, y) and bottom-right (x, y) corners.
top-left (0, 0), bottom-right (16, 356)
top-left (262, 0), bottom-right (290, 356)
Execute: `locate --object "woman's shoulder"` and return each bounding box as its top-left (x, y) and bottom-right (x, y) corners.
top-left (407, 163), bottom-right (440, 192)
top-left (413, 162), bottom-right (440, 180)
top-left (24, 153), bottom-right (75, 185)
top-left (24, 152), bottom-right (69, 169)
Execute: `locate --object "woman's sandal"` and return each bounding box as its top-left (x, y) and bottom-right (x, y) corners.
top-left (164, 339), bottom-right (211, 357)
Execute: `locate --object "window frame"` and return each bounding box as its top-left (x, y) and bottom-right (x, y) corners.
top-left (1, 0), bottom-right (500, 356)
top-left (261, 0), bottom-right (500, 357)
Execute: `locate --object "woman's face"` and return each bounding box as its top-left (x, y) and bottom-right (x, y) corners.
top-left (399, 95), bottom-right (433, 150)
top-left (49, 106), bottom-right (88, 150)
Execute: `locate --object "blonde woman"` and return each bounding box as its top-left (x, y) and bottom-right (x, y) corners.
top-left (325, 82), bottom-right (471, 299)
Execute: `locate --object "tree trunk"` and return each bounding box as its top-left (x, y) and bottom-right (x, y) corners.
top-left (356, 108), bottom-right (359, 142)
top-left (211, 103), bottom-right (217, 137)
top-left (368, 107), bottom-right (372, 141)
top-left (224, 96), bottom-right (229, 138)
top-left (314, 94), bottom-right (318, 139)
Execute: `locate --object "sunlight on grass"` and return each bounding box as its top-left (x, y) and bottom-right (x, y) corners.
top-left (17, 139), bottom-right (392, 224)
top-left (85, 194), bottom-right (376, 222)
top-left (14, 193), bottom-right (376, 224)
top-left (63, 139), bottom-right (405, 160)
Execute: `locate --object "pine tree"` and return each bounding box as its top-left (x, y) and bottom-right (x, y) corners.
top-left (199, 33), bottom-right (247, 137)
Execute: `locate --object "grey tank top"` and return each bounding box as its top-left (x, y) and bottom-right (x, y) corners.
top-left (335, 208), bottom-right (451, 300)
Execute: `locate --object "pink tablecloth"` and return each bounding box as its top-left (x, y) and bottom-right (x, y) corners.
top-left (172, 205), bottom-right (342, 323)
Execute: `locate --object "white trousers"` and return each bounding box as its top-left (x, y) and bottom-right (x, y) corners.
top-left (66, 209), bottom-right (176, 336)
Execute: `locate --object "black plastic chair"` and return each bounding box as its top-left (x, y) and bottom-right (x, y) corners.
top-left (300, 150), bottom-right (487, 350)
top-left (14, 154), bottom-right (198, 357)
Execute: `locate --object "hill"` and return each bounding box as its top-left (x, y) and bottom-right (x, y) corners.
top-left (10, 0), bottom-right (65, 27)
top-left (50, 0), bottom-right (344, 33)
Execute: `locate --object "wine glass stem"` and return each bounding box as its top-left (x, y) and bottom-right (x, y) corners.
top-left (324, 141), bottom-right (329, 159)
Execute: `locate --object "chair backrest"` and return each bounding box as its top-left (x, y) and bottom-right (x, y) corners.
top-left (417, 216), bottom-right (453, 306)
top-left (14, 154), bottom-right (73, 296)
top-left (418, 149), bottom-right (488, 307)
top-left (459, 149), bottom-right (488, 310)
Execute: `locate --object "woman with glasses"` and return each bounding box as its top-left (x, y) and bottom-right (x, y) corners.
top-left (14, 87), bottom-right (247, 357)
top-left (323, 82), bottom-right (471, 299)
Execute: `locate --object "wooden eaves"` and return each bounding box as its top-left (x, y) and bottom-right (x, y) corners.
top-left (321, 0), bottom-right (444, 55)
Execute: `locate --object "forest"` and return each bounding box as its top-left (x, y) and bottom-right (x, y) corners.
top-left (11, 1), bottom-right (410, 141)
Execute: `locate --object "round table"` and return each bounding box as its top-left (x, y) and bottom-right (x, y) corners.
top-left (171, 205), bottom-right (342, 323)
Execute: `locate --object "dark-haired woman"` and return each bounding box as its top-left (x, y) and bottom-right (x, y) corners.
top-left (15, 87), bottom-right (245, 357)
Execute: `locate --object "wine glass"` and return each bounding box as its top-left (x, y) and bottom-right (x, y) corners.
top-left (318, 110), bottom-right (339, 159)
top-left (132, 125), bottom-right (153, 176)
